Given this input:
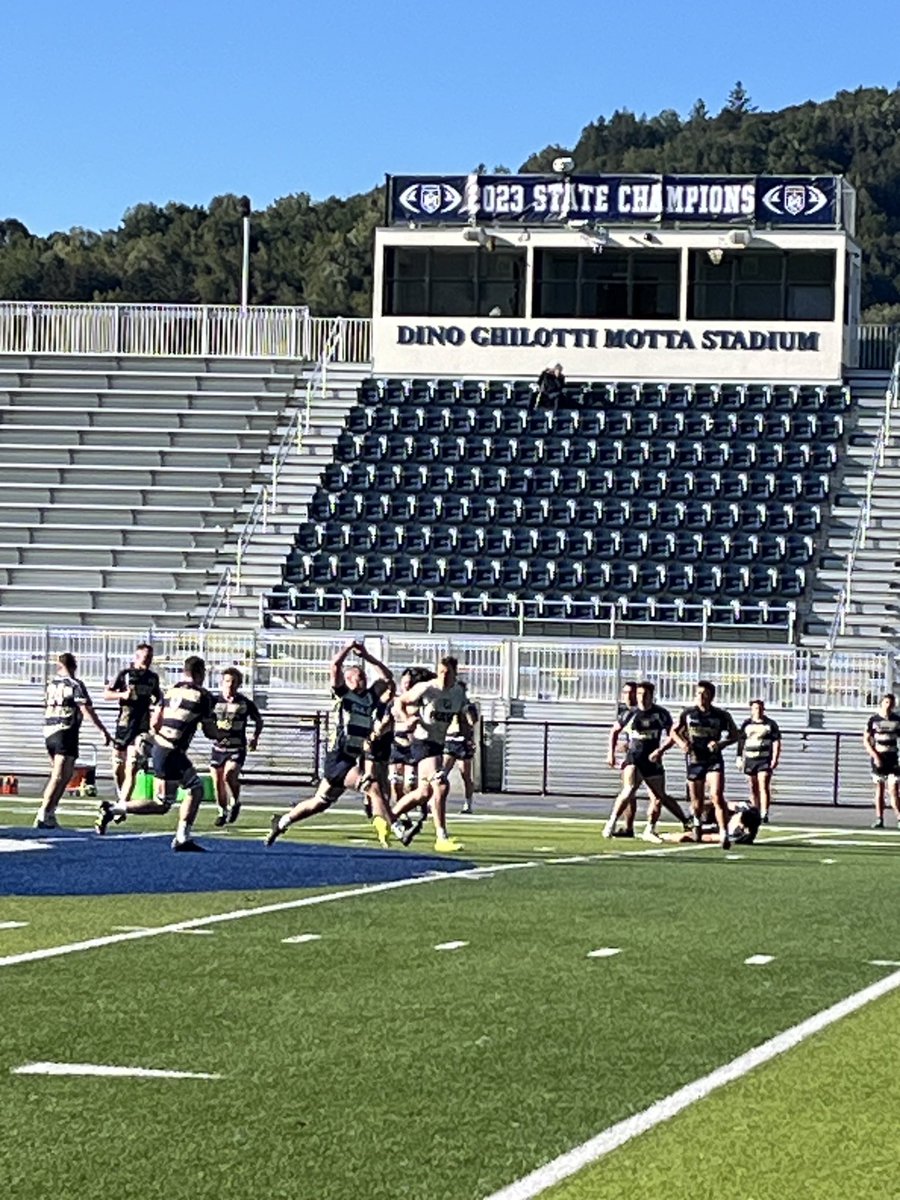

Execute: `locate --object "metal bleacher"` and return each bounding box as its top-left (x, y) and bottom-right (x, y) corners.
top-left (0, 356), bottom-right (304, 626)
top-left (268, 376), bottom-right (853, 639)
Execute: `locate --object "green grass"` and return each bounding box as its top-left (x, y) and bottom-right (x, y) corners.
top-left (1, 795), bottom-right (899, 1199)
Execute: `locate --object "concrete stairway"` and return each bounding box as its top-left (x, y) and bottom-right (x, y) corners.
top-left (196, 365), bottom-right (371, 627)
top-left (804, 368), bottom-right (896, 648)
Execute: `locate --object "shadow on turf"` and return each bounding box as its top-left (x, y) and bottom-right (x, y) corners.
top-left (0, 826), bottom-right (474, 897)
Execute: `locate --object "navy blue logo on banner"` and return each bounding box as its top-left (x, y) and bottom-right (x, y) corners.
top-left (759, 180), bottom-right (832, 220)
top-left (396, 179), bottom-right (465, 219)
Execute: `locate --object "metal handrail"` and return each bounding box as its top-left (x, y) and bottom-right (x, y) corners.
top-left (265, 590), bottom-right (797, 642)
top-left (826, 343), bottom-right (900, 650)
top-left (200, 320), bottom-right (346, 629)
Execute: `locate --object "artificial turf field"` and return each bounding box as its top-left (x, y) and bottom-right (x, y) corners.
top-left (2, 795), bottom-right (900, 1200)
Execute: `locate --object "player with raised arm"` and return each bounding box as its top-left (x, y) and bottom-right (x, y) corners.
top-left (602, 681), bottom-right (690, 843)
top-left (669, 680), bottom-right (740, 850)
top-left (97, 656), bottom-right (218, 851)
top-left (36, 652), bottom-right (111, 829)
top-left (211, 667), bottom-right (264, 827)
top-left (392, 655), bottom-right (469, 853)
top-left (104, 643), bottom-right (162, 805)
top-left (736, 699), bottom-right (781, 824)
top-left (864, 693), bottom-right (900, 829)
top-left (265, 641), bottom-right (397, 848)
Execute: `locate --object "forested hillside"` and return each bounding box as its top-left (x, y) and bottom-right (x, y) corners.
top-left (2, 85), bottom-right (898, 319)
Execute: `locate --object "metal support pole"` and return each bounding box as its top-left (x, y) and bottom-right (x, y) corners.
top-left (240, 215), bottom-right (251, 311)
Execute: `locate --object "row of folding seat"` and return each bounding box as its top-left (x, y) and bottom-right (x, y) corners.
top-left (320, 461), bottom-right (831, 501)
top-left (361, 379), bottom-right (850, 413)
top-left (270, 586), bottom-right (793, 626)
top-left (335, 430), bottom-right (837, 471)
top-left (347, 402), bottom-right (844, 441)
top-left (309, 491), bottom-right (823, 532)
top-left (284, 553), bottom-right (806, 599)
top-left (290, 525), bottom-right (814, 566)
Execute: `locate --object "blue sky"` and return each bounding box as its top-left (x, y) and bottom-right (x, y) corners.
top-left (4, 0), bottom-right (897, 235)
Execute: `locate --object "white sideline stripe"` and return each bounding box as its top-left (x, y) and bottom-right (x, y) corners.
top-left (587, 948), bottom-right (621, 959)
top-left (111, 926), bottom-right (214, 936)
top-left (868, 959), bottom-right (900, 967)
top-left (12, 1062), bottom-right (220, 1080)
top-left (0, 921), bottom-right (28, 930)
top-left (435, 941), bottom-right (468, 951)
top-left (0, 829), bottom-right (852, 973)
top-left (744, 954), bottom-right (775, 966)
top-left (809, 838), bottom-right (895, 848)
top-left (281, 934), bottom-right (322, 945)
top-left (481, 964), bottom-right (900, 1200)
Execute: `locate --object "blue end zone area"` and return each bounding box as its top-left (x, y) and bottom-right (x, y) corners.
top-left (0, 827), bottom-right (474, 897)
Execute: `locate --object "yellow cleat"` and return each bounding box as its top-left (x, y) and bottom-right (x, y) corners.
top-left (434, 836), bottom-right (464, 853)
top-left (372, 815), bottom-right (391, 849)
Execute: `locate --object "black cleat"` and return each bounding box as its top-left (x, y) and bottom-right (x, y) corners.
top-left (721, 834), bottom-right (732, 851)
top-left (692, 822), bottom-right (703, 843)
top-left (95, 800), bottom-right (116, 836)
top-left (213, 810), bottom-right (228, 828)
top-left (265, 814), bottom-right (284, 847)
top-left (399, 813), bottom-right (427, 847)
top-left (612, 828), bottom-right (635, 838)
top-left (172, 838), bottom-right (205, 852)
top-left (227, 801), bottom-right (241, 825)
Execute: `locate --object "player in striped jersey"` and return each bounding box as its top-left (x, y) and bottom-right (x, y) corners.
top-left (265, 641), bottom-right (397, 847)
top-left (736, 699), bottom-right (781, 824)
top-left (36, 652), bottom-right (111, 829)
top-left (211, 667), bottom-right (264, 827)
top-left (104, 643), bottom-right (162, 804)
top-left (864, 693), bottom-right (900, 829)
top-left (96, 656), bottom-right (218, 850)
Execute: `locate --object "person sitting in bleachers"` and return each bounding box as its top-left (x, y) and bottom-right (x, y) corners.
top-left (534, 362), bottom-right (565, 409)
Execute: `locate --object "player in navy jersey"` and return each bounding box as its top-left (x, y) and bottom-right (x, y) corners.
top-left (863, 693), bottom-right (900, 829)
top-left (210, 667), bottom-right (263, 827)
top-left (37, 652), bottom-right (111, 829)
top-left (736, 699), bottom-right (781, 824)
top-left (606, 681), bottom-right (638, 836)
top-left (265, 641), bottom-right (397, 848)
top-left (104, 643), bottom-right (162, 804)
top-left (444, 691), bottom-right (479, 814)
top-left (603, 681), bottom-right (690, 842)
top-left (667, 680), bottom-right (740, 849)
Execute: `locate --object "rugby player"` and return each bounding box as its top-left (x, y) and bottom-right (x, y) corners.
top-left (667, 680), bottom-right (740, 849)
top-left (602, 681), bottom-right (690, 842)
top-left (444, 691), bottom-right (479, 814)
top-left (211, 667), bottom-right (263, 827)
top-left (103, 643), bottom-right (162, 804)
top-left (97, 655), bottom-right (218, 851)
top-left (864, 693), bottom-right (900, 829)
top-left (389, 667), bottom-right (435, 809)
top-left (392, 655), bottom-right (469, 852)
top-left (605, 681), bottom-right (638, 837)
top-left (265, 641), bottom-right (397, 848)
top-left (36, 652), bottom-right (111, 829)
top-left (736, 699), bottom-right (781, 824)
top-left (661, 800), bottom-right (762, 845)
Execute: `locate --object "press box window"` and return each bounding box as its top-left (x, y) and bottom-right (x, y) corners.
top-left (689, 250), bottom-right (835, 321)
top-left (383, 246), bottom-right (525, 317)
top-left (533, 249), bottom-right (680, 319)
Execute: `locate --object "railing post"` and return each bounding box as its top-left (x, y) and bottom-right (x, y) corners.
top-left (541, 722), bottom-right (550, 796)
top-left (271, 458), bottom-right (278, 510)
top-left (701, 600), bottom-right (710, 643)
top-left (517, 600), bottom-right (525, 638)
top-left (832, 732), bottom-right (841, 806)
top-left (427, 594), bottom-right (435, 634)
top-left (262, 486), bottom-right (268, 532)
top-left (235, 544), bottom-right (243, 595)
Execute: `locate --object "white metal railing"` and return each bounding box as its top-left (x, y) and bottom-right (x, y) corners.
top-left (0, 624), bottom-right (888, 713)
top-left (0, 301), bottom-right (373, 363)
top-left (826, 342), bottom-right (900, 650)
top-left (200, 321), bottom-right (348, 629)
top-left (264, 591), bottom-right (798, 643)
top-left (857, 323), bottom-right (900, 370)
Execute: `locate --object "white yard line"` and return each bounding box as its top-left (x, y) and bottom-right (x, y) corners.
top-left (481, 963), bottom-right (900, 1200)
top-left (281, 934), bottom-right (322, 945)
top-left (12, 1062), bottom-right (220, 1080)
top-left (435, 941), bottom-right (468, 951)
top-left (0, 921), bottom-right (28, 930)
top-left (744, 954), bottom-right (775, 966)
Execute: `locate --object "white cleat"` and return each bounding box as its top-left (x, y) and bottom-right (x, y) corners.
top-left (602, 818), bottom-right (617, 839)
top-left (641, 826), bottom-right (663, 844)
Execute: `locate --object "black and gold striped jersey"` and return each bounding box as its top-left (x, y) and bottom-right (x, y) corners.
top-left (43, 675), bottom-right (91, 739)
top-left (155, 682), bottom-right (215, 752)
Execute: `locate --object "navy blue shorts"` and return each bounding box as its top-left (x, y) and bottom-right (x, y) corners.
top-left (686, 760), bottom-right (723, 783)
top-left (210, 746), bottom-right (247, 770)
top-left (46, 729), bottom-right (79, 760)
top-left (152, 745), bottom-right (196, 784)
top-left (410, 739), bottom-right (444, 765)
top-left (323, 748), bottom-right (361, 787)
